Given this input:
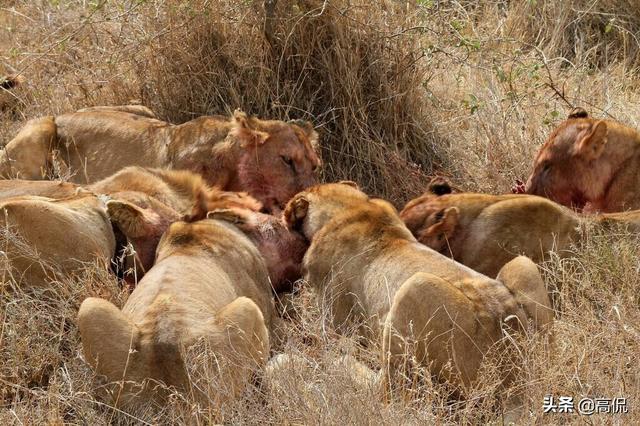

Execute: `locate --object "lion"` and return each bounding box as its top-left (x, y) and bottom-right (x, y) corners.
top-left (0, 108), bottom-right (321, 212)
top-left (92, 168), bottom-right (268, 282)
top-left (77, 104), bottom-right (157, 118)
top-left (105, 190), bottom-right (183, 282)
top-left (0, 179), bottom-right (181, 283)
top-left (0, 169), bottom-right (266, 283)
top-left (283, 182), bottom-right (553, 393)
top-left (88, 166), bottom-right (263, 221)
top-left (401, 178), bottom-right (640, 277)
top-left (525, 108), bottom-right (640, 212)
top-left (0, 194), bottom-right (115, 288)
top-left (207, 208), bottom-right (309, 294)
top-left (0, 180), bottom-right (186, 285)
top-left (77, 208), bottom-right (306, 406)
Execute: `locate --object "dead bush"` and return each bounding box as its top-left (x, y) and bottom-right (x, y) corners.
top-left (134, 0), bottom-right (446, 205)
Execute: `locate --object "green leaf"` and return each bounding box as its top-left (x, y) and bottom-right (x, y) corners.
top-left (462, 94), bottom-right (483, 115)
top-left (450, 20), bottom-right (464, 31)
top-left (416, 0), bottom-right (434, 7)
top-left (605, 19), bottom-right (614, 34)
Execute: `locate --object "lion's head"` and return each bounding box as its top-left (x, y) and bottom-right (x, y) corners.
top-left (525, 109), bottom-right (611, 210)
top-left (283, 181), bottom-right (373, 240)
top-left (227, 111), bottom-right (321, 214)
top-left (399, 178), bottom-right (459, 253)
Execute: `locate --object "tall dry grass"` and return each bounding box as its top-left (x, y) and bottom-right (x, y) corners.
top-left (1, 0), bottom-right (639, 424)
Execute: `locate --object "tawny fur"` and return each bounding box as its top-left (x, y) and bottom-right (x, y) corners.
top-left (77, 218), bottom-right (274, 406)
top-left (0, 179), bottom-right (85, 199)
top-left (0, 109), bottom-right (321, 212)
top-left (77, 104), bottom-right (157, 118)
top-left (89, 166), bottom-right (262, 221)
top-left (526, 112), bottom-right (640, 212)
top-left (0, 169), bottom-right (266, 282)
top-left (0, 194), bottom-right (115, 288)
top-left (401, 183), bottom-right (640, 277)
top-left (284, 183), bottom-right (553, 391)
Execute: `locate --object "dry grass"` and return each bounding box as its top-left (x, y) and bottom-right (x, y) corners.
top-left (1, 0), bottom-right (639, 424)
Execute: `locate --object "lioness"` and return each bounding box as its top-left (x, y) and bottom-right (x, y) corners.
top-left (0, 109), bottom-right (321, 212)
top-left (284, 183), bottom-right (553, 391)
top-left (0, 181), bottom-right (185, 285)
top-left (78, 208), bottom-right (305, 406)
top-left (92, 168), bottom-right (268, 281)
top-left (0, 194), bottom-right (115, 288)
top-left (0, 170), bottom-right (265, 282)
top-left (88, 166), bottom-right (262, 221)
top-left (526, 108), bottom-right (640, 212)
top-left (401, 179), bottom-right (640, 277)
top-left (77, 104), bottom-right (157, 118)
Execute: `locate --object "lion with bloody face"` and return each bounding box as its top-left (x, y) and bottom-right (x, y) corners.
top-left (526, 108), bottom-right (640, 213)
top-left (0, 108), bottom-right (321, 213)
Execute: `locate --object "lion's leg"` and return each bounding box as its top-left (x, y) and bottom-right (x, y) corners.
top-left (313, 282), bottom-right (367, 337)
top-left (213, 296), bottom-right (270, 366)
top-left (0, 116), bottom-right (58, 179)
top-left (382, 272), bottom-right (481, 395)
top-left (77, 297), bottom-right (149, 407)
top-left (496, 256), bottom-right (555, 422)
top-left (190, 297), bottom-right (270, 404)
top-left (496, 255), bottom-right (554, 332)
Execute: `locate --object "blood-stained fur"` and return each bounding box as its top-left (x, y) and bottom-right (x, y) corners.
top-left (0, 109), bottom-right (321, 213)
top-left (402, 178), bottom-right (640, 277)
top-left (526, 108), bottom-right (640, 212)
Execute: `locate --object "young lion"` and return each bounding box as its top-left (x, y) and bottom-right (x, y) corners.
top-left (284, 182), bottom-right (553, 392)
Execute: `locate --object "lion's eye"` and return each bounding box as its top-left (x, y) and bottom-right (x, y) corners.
top-left (281, 156), bottom-right (295, 170)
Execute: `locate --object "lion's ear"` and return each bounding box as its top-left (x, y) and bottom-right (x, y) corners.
top-left (418, 207), bottom-right (459, 247)
top-left (338, 180), bottom-right (360, 190)
top-left (0, 74), bottom-right (24, 90)
top-left (289, 119), bottom-right (320, 151)
top-left (575, 120), bottom-right (607, 161)
top-left (107, 200), bottom-right (153, 238)
top-left (232, 109), bottom-right (269, 146)
top-left (207, 208), bottom-right (249, 225)
top-left (432, 207), bottom-right (458, 230)
top-left (283, 195), bottom-right (309, 230)
top-left (427, 177), bottom-right (452, 196)
top-left (568, 107), bottom-right (589, 119)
